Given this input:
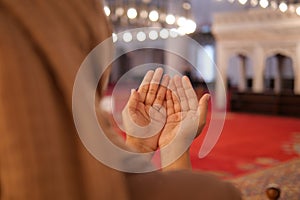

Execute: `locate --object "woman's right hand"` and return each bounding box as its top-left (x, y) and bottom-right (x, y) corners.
top-left (159, 75), bottom-right (210, 170)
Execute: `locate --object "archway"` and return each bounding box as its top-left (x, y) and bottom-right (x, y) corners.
top-left (264, 54), bottom-right (294, 94)
top-left (227, 54), bottom-right (253, 92)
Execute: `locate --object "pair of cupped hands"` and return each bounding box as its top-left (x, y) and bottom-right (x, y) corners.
top-left (122, 68), bottom-right (210, 154)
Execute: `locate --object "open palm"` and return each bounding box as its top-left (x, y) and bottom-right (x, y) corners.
top-left (159, 76), bottom-right (209, 149)
top-left (123, 69), bottom-right (209, 155)
top-left (122, 68), bottom-right (169, 152)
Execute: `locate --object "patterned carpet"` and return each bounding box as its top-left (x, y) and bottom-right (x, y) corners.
top-left (230, 158), bottom-right (300, 200)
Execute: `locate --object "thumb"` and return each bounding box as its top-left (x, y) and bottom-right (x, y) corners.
top-left (197, 93), bottom-right (210, 134)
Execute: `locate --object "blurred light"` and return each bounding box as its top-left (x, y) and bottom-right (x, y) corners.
top-left (289, 5), bottom-right (296, 12)
top-left (112, 33), bottom-right (118, 43)
top-left (259, 0), bottom-right (268, 8)
top-left (123, 32), bottom-right (133, 42)
top-left (104, 6), bottom-right (111, 16)
top-left (149, 30), bottom-right (158, 40)
top-left (270, 0), bottom-right (278, 9)
top-left (182, 19), bottom-right (197, 34)
top-left (259, 0), bottom-right (269, 8)
top-left (137, 31), bottom-right (146, 41)
top-left (250, 0), bottom-right (258, 6)
top-left (177, 27), bottom-right (186, 36)
top-left (296, 6), bottom-right (300, 15)
top-left (166, 14), bottom-right (176, 24)
top-left (279, 2), bottom-right (288, 12)
top-left (115, 7), bottom-right (124, 16)
top-left (225, 0), bottom-right (299, 13)
top-left (149, 10), bottom-right (159, 21)
top-left (238, 0), bottom-right (248, 5)
top-left (159, 29), bottom-right (169, 39)
top-left (127, 8), bottom-right (137, 19)
top-left (169, 28), bottom-right (178, 38)
top-left (177, 17), bottom-right (186, 27)
top-left (104, 2), bottom-right (201, 33)
top-left (182, 2), bottom-right (192, 10)
top-left (140, 10), bottom-right (148, 19)
top-left (159, 13), bottom-right (167, 21)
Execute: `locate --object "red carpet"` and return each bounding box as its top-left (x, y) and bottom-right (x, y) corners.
top-left (190, 112), bottom-right (300, 178)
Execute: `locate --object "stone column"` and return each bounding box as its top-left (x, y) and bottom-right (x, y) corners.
top-left (238, 55), bottom-right (247, 92)
top-left (253, 46), bottom-right (264, 93)
top-left (295, 43), bottom-right (300, 94)
top-left (215, 43), bottom-right (228, 110)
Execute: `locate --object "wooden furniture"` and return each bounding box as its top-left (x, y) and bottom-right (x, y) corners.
top-left (230, 92), bottom-right (300, 117)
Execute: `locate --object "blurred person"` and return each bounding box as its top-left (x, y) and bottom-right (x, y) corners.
top-left (0, 0), bottom-right (127, 199)
top-left (0, 0), bottom-right (241, 200)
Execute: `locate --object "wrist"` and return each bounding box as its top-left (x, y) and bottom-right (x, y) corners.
top-left (125, 139), bottom-right (155, 163)
top-left (161, 150), bottom-right (191, 171)
top-left (160, 137), bottom-right (192, 169)
top-left (126, 137), bottom-right (155, 153)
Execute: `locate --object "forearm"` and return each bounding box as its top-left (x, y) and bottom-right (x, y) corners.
top-left (159, 133), bottom-right (194, 171)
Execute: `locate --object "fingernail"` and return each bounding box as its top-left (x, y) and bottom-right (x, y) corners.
top-left (131, 89), bottom-right (135, 94)
top-left (182, 75), bottom-right (188, 80)
top-left (163, 74), bottom-right (170, 81)
top-left (207, 94), bottom-right (211, 101)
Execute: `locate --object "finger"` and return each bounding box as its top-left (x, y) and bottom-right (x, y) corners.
top-left (138, 70), bottom-right (154, 102)
top-left (163, 100), bottom-right (167, 111)
top-left (166, 89), bottom-right (174, 115)
top-left (168, 79), bottom-right (180, 113)
top-left (145, 68), bottom-right (163, 105)
top-left (153, 74), bottom-right (170, 110)
top-left (127, 89), bottom-right (139, 112)
top-left (174, 75), bottom-right (189, 111)
top-left (182, 76), bottom-right (198, 111)
top-left (197, 94), bottom-right (210, 134)
top-left (161, 100), bottom-right (167, 115)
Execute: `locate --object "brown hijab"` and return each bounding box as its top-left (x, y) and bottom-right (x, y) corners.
top-left (0, 0), bottom-right (129, 199)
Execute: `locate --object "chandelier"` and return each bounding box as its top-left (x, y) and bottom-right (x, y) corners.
top-left (225, 0), bottom-right (300, 15)
top-left (103, 0), bottom-right (197, 35)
